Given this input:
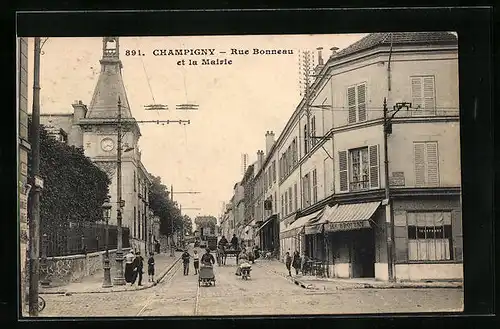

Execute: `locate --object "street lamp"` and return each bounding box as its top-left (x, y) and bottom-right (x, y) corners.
top-left (102, 195), bottom-right (113, 288)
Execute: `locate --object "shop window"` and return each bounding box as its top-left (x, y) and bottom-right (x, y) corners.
top-left (407, 212), bottom-right (452, 261)
top-left (349, 147), bottom-right (369, 191)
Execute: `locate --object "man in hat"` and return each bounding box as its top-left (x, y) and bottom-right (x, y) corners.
top-left (181, 249), bottom-right (191, 275)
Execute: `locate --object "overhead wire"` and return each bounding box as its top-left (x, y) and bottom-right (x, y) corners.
top-left (136, 37), bottom-right (161, 118)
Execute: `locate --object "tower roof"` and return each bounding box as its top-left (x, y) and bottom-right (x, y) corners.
top-left (86, 37), bottom-right (133, 119)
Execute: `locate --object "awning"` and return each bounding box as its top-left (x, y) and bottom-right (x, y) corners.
top-left (281, 209), bottom-right (323, 239)
top-left (324, 201), bottom-right (380, 233)
top-left (254, 214), bottom-right (276, 234)
top-left (304, 205), bottom-right (338, 235)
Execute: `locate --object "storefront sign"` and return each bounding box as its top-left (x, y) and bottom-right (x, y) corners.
top-left (325, 220), bottom-right (371, 232)
top-left (389, 171), bottom-right (405, 186)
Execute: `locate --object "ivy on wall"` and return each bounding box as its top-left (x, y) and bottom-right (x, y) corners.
top-left (27, 122), bottom-right (110, 233)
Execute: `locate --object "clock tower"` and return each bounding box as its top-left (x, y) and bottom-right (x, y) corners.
top-left (78, 37), bottom-right (143, 233)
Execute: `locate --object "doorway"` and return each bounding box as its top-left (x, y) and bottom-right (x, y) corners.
top-left (351, 229), bottom-right (375, 278)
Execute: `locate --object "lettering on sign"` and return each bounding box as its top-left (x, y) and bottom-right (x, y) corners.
top-left (389, 171), bottom-right (405, 186)
top-left (325, 220), bottom-right (371, 232)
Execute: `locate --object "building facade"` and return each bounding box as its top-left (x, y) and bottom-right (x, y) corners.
top-left (38, 37), bottom-right (154, 255)
top-left (18, 37), bottom-right (31, 303)
top-left (229, 32), bottom-right (462, 282)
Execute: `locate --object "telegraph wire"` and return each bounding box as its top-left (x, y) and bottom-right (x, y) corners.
top-left (136, 37), bottom-right (161, 117)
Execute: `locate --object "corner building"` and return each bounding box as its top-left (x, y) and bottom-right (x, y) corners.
top-left (277, 32), bottom-right (461, 281)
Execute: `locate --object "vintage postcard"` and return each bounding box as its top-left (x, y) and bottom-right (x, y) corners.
top-left (18, 32), bottom-right (463, 317)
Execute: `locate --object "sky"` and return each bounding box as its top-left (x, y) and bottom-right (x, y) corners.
top-left (25, 34), bottom-right (368, 219)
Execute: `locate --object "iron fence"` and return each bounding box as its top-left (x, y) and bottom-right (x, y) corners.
top-left (43, 222), bottom-right (130, 257)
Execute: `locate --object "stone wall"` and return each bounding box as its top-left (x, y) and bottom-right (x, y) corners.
top-left (40, 248), bottom-right (131, 285)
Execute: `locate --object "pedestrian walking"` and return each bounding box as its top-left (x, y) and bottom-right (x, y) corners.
top-left (285, 252), bottom-right (292, 276)
top-left (193, 250), bottom-right (200, 275)
top-left (147, 252), bottom-right (155, 282)
top-left (124, 249), bottom-right (135, 284)
top-left (132, 251), bottom-right (144, 286)
top-left (181, 249), bottom-right (191, 275)
top-left (292, 250), bottom-right (301, 275)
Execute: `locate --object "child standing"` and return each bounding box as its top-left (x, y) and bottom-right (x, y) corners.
top-left (193, 250), bottom-right (200, 275)
top-left (148, 252), bottom-right (155, 283)
top-left (285, 252), bottom-right (292, 276)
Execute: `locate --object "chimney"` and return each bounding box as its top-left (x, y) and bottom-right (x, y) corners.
top-left (72, 100), bottom-right (88, 122)
top-left (330, 47), bottom-right (339, 57)
top-left (257, 150), bottom-right (264, 169)
top-left (265, 131), bottom-right (275, 155)
top-left (317, 47), bottom-right (324, 66)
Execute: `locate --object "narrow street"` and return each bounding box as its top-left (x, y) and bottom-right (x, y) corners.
top-left (40, 256), bottom-right (463, 317)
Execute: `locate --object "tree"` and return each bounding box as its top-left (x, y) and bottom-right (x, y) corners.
top-left (182, 215), bottom-right (193, 236)
top-left (148, 176), bottom-right (183, 236)
top-left (28, 123), bottom-right (110, 237)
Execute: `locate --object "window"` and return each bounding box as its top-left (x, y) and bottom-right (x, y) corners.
top-left (281, 194), bottom-right (284, 216)
top-left (274, 192), bottom-right (277, 212)
top-left (284, 191), bottom-right (288, 215)
top-left (408, 212), bottom-right (452, 261)
top-left (292, 139), bottom-right (297, 164)
top-left (414, 142), bottom-right (439, 187)
top-left (133, 206), bottom-right (137, 237)
top-left (133, 172), bottom-right (136, 192)
top-left (411, 76), bottom-right (436, 115)
top-left (269, 169), bottom-right (272, 188)
top-left (304, 124), bottom-right (309, 154)
top-left (294, 183), bottom-right (298, 210)
top-left (264, 170), bottom-right (268, 192)
top-left (339, 145), bottom-right (379, 192)
top-left (312, 169), bottom-right (318, 203)
top-left (272, 161), bottom-right (276, 183)
top-left (288, 187), bottom-right (293, 213)
top-left (311, 116), bottom-right (316, 146)
top-left (349, 148), bottom-right (369, 191)
top-left (138, 210), bottom-right (141, 239)
top-left (302, 174), bottom-right (311, 207)
top-left (347, 83), bottom-right (367, 124)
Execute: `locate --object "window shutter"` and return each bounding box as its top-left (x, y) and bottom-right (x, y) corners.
top-left (339, 150), bottom-right (348, 191)
top-left (423, 76), bottom-right (436, 114)
top-left (347, 86), bottom-right (357, 124)
top-left (357, 84), bottom-right (367, 121)
top-left (426, 142), bottom-right (439, 186)
top-left (451, 210), bottom-right (463, 261)
top-left (411, 77), bottom-right (423, 110)
top-left (369, 145), bottom-right (379, 188)
top-left (414, 143), bottom-right (426, 187)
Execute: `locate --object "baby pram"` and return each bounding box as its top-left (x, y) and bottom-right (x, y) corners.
top-left (198, 264), bottom-right (216, 286)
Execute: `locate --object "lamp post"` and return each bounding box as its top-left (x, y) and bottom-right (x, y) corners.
top-left (102, 195), bottom-right (112, 288)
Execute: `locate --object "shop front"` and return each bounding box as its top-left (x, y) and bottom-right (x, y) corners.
top-left (280, 209), bottom-right (323, 259)
top-left (255, 214), bottom-right (279, 254)
top-left (322, 201), bottom-right (381, 279)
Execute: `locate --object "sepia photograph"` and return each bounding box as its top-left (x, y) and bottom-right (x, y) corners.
top-left (18, 31), bottom-right (464, 317)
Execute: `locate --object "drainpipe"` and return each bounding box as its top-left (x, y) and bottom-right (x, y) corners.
top-left (387, 32), bottom-right (394, 93)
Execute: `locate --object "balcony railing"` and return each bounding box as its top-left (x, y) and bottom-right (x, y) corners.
top-left (349, 180), bottom-right (369, 192)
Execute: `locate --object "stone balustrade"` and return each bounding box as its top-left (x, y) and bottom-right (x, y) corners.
top-left (39, 248), bottom-right (132, 286)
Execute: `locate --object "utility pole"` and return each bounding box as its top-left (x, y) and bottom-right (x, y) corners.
top-left (383, 98), bottom-right (412, 282)
top-left (28, 36), bottom-right (42, 317)
top-left (113, 97), bottom-right (126, 286)
top-left (169, 185), bottom-right (201, 255)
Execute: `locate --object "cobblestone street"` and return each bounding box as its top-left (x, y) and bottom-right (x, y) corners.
top-left (38, 256), bottom-right (463, 317)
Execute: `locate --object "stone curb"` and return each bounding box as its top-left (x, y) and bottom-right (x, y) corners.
top-left (39, 255), bottom-right (182, 295)
top-left (256, 263), bottom-right (462, 291)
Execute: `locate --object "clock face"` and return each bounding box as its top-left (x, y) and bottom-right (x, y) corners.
top-left (100, 138), bottom-right (115, 152)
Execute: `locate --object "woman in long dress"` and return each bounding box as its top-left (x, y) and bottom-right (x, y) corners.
top-left (124, 250), bottom-right (136, 283)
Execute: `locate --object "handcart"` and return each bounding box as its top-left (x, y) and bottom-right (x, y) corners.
top-left (198, 265), bottom-right (216, 286)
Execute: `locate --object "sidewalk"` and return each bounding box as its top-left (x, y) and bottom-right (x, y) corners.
top-left (39, 251), bottom-right (182, 295)
top-left (255, 259), bottom-right (463, 290)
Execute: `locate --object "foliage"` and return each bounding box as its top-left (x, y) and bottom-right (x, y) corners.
top-left (27, 122), bottom-right (110, 234)
top-left (148, 176), bottom-right (185, 236)
top-left (194, 216), bottom-right (217, 233)
top-left (182, 215), bottom-right (193, 236)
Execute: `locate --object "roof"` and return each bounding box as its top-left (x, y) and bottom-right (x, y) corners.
top-left (335, 32), bottom-right (457, 60)
top-left (86, 38), bottom-right (133, 119)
